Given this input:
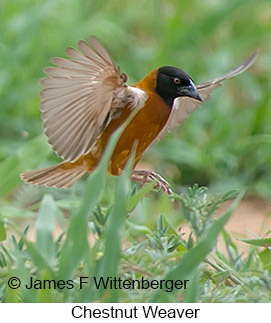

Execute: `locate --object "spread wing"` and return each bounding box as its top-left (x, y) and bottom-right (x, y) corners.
top-left (155, 51), bottom-right (257, 140)
top-left (40, 35), bottom-right (147, 162)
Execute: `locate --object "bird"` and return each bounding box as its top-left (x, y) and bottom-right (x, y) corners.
top-left (20, 35), bottom-right (257, 194)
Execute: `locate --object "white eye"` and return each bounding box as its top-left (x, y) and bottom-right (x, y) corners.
top-left (173, 78), bottom-right (180, 84)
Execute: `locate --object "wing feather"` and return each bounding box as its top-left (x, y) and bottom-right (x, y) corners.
top-left (40, 35), bottom-right (147, 162)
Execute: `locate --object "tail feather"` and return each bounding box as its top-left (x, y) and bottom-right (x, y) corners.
top-left (20, 163), bottom-right (86, 188)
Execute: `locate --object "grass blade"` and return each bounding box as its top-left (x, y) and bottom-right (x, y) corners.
top-left (0, 220), bottom-right (6, 242)
top-left (241, 238), bottom-right (271, 247)
top-left (36, 195), bottom-right (57, 267)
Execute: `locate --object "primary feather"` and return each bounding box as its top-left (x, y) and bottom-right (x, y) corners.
top-left (40, 35), bottom-right (147, 162)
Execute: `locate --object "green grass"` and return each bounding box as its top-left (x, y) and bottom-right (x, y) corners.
top-left (1, 173), bottom-right (271, 302)
top-left (1, 0), bottom-right (271, 195)
top-left (0, 0), bottom-right (271, 303)
top-left (1, 138), bottom-right (271, 302)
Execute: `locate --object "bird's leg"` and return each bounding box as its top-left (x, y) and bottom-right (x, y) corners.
top-left (131, 170), bottom-right (173, 195)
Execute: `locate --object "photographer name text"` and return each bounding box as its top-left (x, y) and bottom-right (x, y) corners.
top-left (8, 276), bottom-right (189, 293)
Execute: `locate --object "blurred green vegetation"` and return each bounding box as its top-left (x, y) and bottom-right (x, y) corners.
top-left (1, 0), bottom-right (271, 195)
top-left (0, 0), bottom-right (271, 303)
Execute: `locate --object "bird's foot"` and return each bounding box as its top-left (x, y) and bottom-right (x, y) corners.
top-left (131, 170), bottom-right (173, 195)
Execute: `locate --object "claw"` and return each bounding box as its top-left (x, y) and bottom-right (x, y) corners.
top-left (131, 170), bottom-right (173, 195)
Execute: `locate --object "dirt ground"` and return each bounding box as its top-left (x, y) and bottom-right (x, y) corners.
top-left (216, 197), bottom-right (271, 254)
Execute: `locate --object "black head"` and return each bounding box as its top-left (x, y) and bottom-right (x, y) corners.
top-left (155, 66), bottom-right (202, 107)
